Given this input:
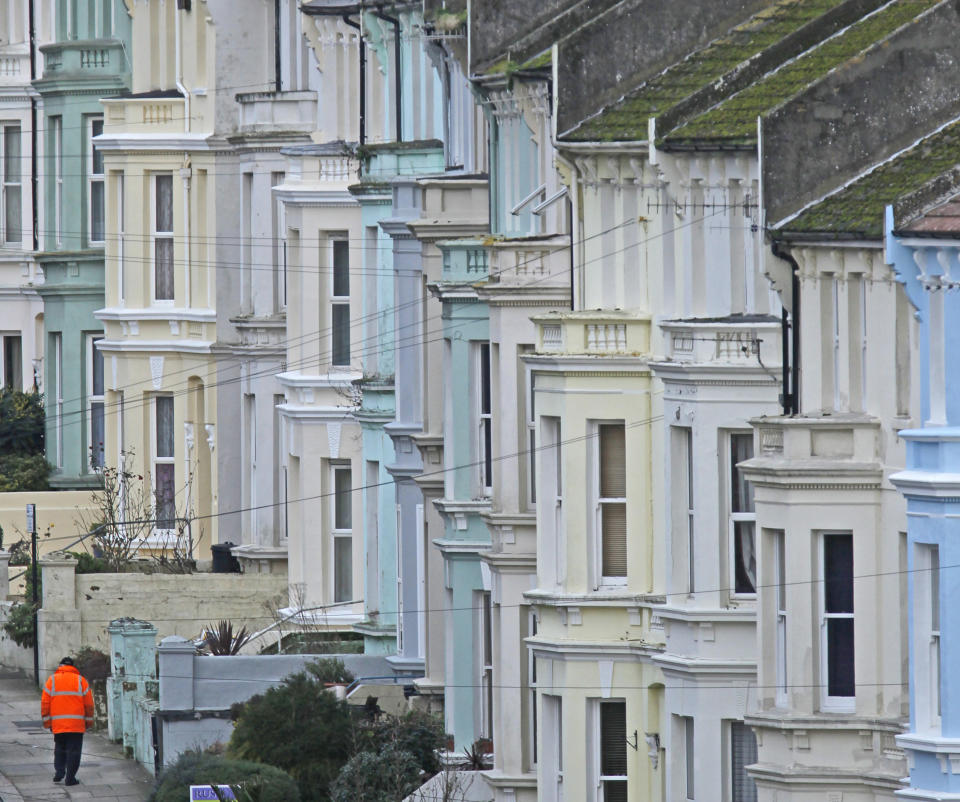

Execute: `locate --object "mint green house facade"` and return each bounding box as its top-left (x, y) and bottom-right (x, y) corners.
top-left (33, 2), bottom-right (131, 486)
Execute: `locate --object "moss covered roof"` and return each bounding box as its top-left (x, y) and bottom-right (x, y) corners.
top-left (563, 0), bottom-right (847, 142)
top-left (781, 118), bottom-right (960, 238)
top-left (666, 0), bottom-right (940, 146)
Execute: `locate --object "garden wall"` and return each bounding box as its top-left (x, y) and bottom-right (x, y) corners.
top-left (37, 553), bottom-right (287, 682)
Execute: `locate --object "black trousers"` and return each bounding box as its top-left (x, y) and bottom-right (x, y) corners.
top-left (53, 732), bottom-right (83, 781)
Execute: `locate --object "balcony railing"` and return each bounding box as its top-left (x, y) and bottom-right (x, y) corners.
top-left (39, 40), bottom-right (126, 78)
top-left (102, 96), bottom-right (186, 135)
top-left (0, 51), bottom-right (28, 83)
top-left (236, 90), bottom-right (317, 135)
top-left (534, 311), bottom-right (650, 356)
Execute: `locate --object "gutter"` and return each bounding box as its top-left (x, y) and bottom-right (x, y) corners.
top-left (371, 5), bottom-right (403, 143)
top-left (771, 239), bottom-right (800, 415)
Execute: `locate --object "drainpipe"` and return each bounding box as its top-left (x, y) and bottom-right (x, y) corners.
top-left (341, 15), bottom-right (365, 146)
top-left (771, 239), bottom-right (800, 415)
top-left (28, 0), bottom-right (38, 253)
top-left (372, 6), bottom-right (402, 142)
top-left (181, 164), bottom-right (192, 307)
top-left (274, 0), bottom-right (282, 93)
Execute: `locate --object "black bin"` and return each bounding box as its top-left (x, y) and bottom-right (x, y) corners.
top-left (211, 542), bottom-right (241, 573)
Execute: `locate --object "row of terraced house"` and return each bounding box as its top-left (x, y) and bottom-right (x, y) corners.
top-left (5, 0), bottom-right (960, 799)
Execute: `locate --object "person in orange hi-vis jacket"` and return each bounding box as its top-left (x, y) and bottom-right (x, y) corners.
top-left (40, 656), bottom-right (94, 786)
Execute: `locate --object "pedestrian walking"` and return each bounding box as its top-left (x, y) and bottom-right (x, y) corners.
top-left (40, 657), bottom-right (94, 786)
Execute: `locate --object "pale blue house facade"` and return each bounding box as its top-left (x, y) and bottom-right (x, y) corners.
top-left (889, 202), bottom-right (960, 799)
top-left (352, 143), bottom-right (444, 656)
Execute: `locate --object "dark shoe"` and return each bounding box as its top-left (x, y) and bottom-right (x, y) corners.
top-left (53, 774), bottom-right (64, 783)
top-left (64, 778), bottom-right (79, 786)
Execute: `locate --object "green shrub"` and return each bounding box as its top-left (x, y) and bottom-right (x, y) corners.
top-left (151, 751), bottom-right (300, 802)
top-left (0, 389), bottom-right (44, 456)
top-left (0, 454), bottom-right (51, 491)
top-left (352, 709), bottom-right (446, 777)
top-left (228, 672), bottom-right (354, 802)
top-left (2, 600), bottom-right (36, 648)
top-left (67, 551), bottom-right (111, 574)
top-left (330, 744), bottom-right (422, 802)
top-left (73, 647), bottom-right (111, 680)
top-left (305, 657), bottom-right (354, 685)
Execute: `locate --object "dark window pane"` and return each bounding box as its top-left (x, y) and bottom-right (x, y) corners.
top-left (824, 534), bottom-right (853, 613)
top-left (3, 335), bottom-right (21, 390)
top-left (91, 118), bottom-right (104, 174)
top-left (334, 468), bottom-right (352, 529)
top-left (155, 462), bottom-right (175, 529)
top-left (332, 239), bottom-right (349, 296)
top-left (92, 338), bottom-right (104, 395)
top-left (603, 781), bottom-right (628, 802)
top-left (156, 396), bottom-right (174, 458)
top-left (731, 721), bottom-right (758, 802)
top-left (155, 238), bottom-right (174, 300)
top-left (731, 433), bottom-right (754, 512)
top-left (602, 503), bottom-right (627, 577)
top-left (4, 126), bottom-right (21, 181)
top-left (91, 180), bottom-right (104, 241)
top-left (600, 701), bottom-right (627, 776)
top-left (827, 617), bottom-right (855, 697)
top-left (600, 424), bottom-right (626, 497)
top-left (334, 537), bottom-right (352, 602)
top-left (483, 419), bottom-right (492, 488)
top-left (4, 185), bottom-right (21, 243)
top-left (90, 402), bottom-right (104, 469)
top-left (155, 174), bottom-right (173, 231)
top-left (734, 521), bottom-right (757, 594)
top-left (480, 343), bottom-right (491, 413)
top-left (332, 303), bottom-right (350, 365)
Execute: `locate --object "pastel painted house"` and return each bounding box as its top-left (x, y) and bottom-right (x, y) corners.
top-left (34, 0), bottom-right (131, 487)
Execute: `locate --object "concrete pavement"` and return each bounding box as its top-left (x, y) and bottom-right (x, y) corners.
top-left (0, 667), bottom-right (153, 801)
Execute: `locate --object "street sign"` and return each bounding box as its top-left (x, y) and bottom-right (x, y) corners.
top-left (25, 504), bottom-right (35, 534)
top-left (189, 786), bottom-right (237, 800)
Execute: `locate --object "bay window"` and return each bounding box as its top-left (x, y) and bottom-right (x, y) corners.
top-left (598, 700), bottom-right (627, 802)
top-left (730, 721), bottom-right (758, 802)
top-left (477, 342), bottom-right (493, 495)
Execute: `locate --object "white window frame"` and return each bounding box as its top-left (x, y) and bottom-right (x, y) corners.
top-left (479, 590), bottom-right (494, 740)
top-left (728, 432), bottom-right (757, 598)
top-left (684, 715), bottom-right (695, 801)
top-left (540, 416), bottom-right (564, 588)
top-left (819, 531), bottom-right (855, 713)
top-left (525, 359), bottom-right (537, 510)
top-left (52, 116), bottom-right (62, 247)
top-left (773, 529), bottom-right (788, 708)
top-left (88, 116), bottom-right (104, 244)
top-left (152, 396), bottom-right (176, 536)
top-left (151, 173), bottom-right (174, 305)
top-left (272, 173), bottom-right (286, 311)
top-left (117, 171), bottom-right (125, 303)
top-left (330, 236), bottom-right (350, 367)
top-left (331, 462), bottom-right (353, 603)
top-left (477, 341), bottom-right (493, 496)
top-left (541, 694), bottom-right (563, 802)
top-left (1, 333), bottom-right (22, 390)
top-left (2, 124), bottom-right (22, 244)
top-left (915, 542), bottom-right (941, 733)
top-left (728, 720), bottom-right (758, 802)
top-left (527, 609), bottom-right (538, 767)
top-left (593, 421), bottom-right (627, 588)
top-left (52, 332), bottom-right (63, 468)
top-left (86, 335), bottom-right (105, 471)
top-left (590, 698), bottom-right (628, 802)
